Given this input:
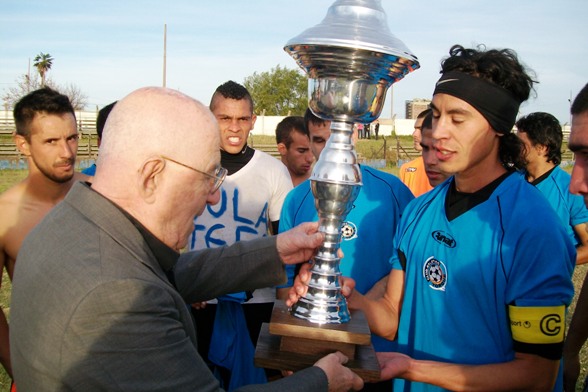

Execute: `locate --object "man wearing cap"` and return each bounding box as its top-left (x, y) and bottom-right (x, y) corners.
top-left (331, 45), bottom-right (575, 391)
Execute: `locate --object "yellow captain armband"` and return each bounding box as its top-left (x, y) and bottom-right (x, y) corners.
top-left (508, 305), bottom-right (565, 344)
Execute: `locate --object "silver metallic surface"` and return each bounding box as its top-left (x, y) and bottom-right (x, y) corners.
top-left (286, 0), bottom-right (419, 324)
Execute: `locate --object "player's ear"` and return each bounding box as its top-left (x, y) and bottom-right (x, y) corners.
top-left (277, 143), bottom-right (288, 157)
top-left (14, 134), bottom-right (31, 157)
top-left (536, 144), bottom-right (548, 157)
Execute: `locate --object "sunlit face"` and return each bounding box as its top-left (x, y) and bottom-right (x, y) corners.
top-left (211, 96), bottom-right (256, 154)
top-left (430, 94), bottom-right (500, 181)
top-left (281, 130), bottom-right (314, 177)
top-left (412, 116), bottom-right (425, 151)
top-left (421, 128), bottom-right (451, 187)
top-left (308, 120), bottom-right (332, 160)
top-left (21, 112), bottom-right (79, 183)
top-left (568, 111), bottom-right (588, 207)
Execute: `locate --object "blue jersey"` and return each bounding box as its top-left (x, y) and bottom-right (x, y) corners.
top-left (532, 166), bottom-right (588, 247)
top-left (279, 165), bottom-right (414, 351)
top-left (391, 172), bottom-right (575, 392)
top-left (81, 164), bottom-right (96, 176)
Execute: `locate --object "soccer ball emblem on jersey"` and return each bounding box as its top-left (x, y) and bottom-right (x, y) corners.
top-left (341, 221), bottom-right (358, 240)
top-left (423, 256), bottom-right (447, 291)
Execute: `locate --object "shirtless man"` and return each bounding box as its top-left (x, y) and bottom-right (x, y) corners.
top-left (0, 87), bottom-right (88, 379)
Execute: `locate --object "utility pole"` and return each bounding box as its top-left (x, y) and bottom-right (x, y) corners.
top-left (163, 24), bottom-right (167, 88)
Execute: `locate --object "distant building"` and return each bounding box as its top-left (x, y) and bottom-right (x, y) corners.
top-left (405, 98), bottom-right (431, 119)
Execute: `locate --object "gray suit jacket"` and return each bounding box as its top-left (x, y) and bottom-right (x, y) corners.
top-left (10, 182), bottom-right (327, 391)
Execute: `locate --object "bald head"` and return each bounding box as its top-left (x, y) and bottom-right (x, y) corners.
top-left (92, 87), bottom-right (221, 250)
top-left (96, 87), bottom-right (218, 175)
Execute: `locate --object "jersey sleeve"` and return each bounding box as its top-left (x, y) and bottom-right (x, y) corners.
top-left (505, 204), bottom-right (575, 359)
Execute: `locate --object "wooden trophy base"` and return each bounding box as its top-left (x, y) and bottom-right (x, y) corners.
top-left (254, 300), bottom-right (380, 382)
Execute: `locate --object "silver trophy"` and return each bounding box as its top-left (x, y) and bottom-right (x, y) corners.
top-left (285, 0), bottom-right (419, 324)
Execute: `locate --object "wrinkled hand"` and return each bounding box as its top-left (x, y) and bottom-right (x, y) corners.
top-left (286, 263), bottom-right (356, 307)
top-left (563, 352), bottom-right (580, 391)
top-left (276, 222), bottom-right (324, 265)
top-left (314, 352), bottom-right (364, 392)
top-left (377, 351), bottom-right (411, 381)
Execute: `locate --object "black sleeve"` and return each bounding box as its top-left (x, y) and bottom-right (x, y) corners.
top-left (270, 220), bottom-right (280, 236)
top-left (398, 250), bottom-right (407, 271)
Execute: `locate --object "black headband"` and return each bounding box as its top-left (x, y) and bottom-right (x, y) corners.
top-left (433, 71), bottom-right (521, 134)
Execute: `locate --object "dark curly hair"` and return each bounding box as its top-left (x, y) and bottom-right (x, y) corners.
top-left (440, 45), bottom-right (537, 170)
top-left (515, 112), bottom-right (562, 165)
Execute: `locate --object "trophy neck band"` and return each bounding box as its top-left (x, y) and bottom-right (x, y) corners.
top-left (433, 71), bottom-right (520, 134)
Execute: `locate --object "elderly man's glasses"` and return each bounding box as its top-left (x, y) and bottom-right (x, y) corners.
top-left (160, 155), bottom-right (227, 193)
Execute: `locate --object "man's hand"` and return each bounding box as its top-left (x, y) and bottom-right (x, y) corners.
top-left (276, 222), bottom-right (324, 265)
top-left (285, 263), bottom-right (356, 307)
top-left (314, 352), bottom-right (364, 392)
top-left (376, 351), bottom-right (412, 381)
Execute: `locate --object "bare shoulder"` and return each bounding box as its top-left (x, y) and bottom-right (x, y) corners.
top-left (0, 180), bottom-right (28, 216)
top-left (0, 181), bottom-right (32, 266)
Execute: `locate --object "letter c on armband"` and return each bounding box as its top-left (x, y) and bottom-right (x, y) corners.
top-left (508, 305), bottom-right (565, 344)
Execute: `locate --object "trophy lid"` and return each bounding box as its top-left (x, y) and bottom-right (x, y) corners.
top-left (285, 0), bottom-right (418, 63)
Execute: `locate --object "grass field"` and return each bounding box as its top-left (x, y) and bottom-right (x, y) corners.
top-left (0, 145), bottom-right (587, 390)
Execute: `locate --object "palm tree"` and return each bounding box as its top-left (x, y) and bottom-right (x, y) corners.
top-left (33, 52), bottom-right (53, 87)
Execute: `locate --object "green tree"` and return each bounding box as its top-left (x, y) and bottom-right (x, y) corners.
top-left (244, 65), bottom-right (308, 116)
top-left (33, 52), bottom-right (54, 87)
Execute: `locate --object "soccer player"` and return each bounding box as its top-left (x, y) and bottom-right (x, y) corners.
top-left (298, 45), bottom-right (575, 391)
top-left (516, 111), bottom-right (588, 265)
top-left (399, 109), bottom-right (434, 196)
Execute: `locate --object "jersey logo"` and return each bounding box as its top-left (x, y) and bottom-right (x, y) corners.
top-left (405, 167), bottom-right (417, 172)
top-left (341, 221), bottom-right (358, 240)
top-left (431, 230), bottom-right (456, 248)
top-left (423, 256), bottom-right (447, 291)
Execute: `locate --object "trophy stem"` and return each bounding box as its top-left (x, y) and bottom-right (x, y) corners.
top-left (292, 121), bottom-right (361, 324)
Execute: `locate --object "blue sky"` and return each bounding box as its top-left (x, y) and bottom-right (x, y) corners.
top-left (1, 0), bottom-right (586, 123)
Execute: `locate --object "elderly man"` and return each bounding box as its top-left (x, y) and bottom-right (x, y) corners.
top-left (10, 87), bottom-right (363, 392)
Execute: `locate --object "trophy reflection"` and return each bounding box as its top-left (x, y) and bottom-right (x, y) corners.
top-left (255, 0), bottom-right (419, 380)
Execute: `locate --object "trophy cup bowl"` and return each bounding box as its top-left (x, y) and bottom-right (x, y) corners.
top-left (284, 0), bottom-right (419, 324)
top-left (254, 0), bottom-right (418, 380)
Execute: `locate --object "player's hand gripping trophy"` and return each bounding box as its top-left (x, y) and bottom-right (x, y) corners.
top-left (284, 0), bottom-right (419, 324)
